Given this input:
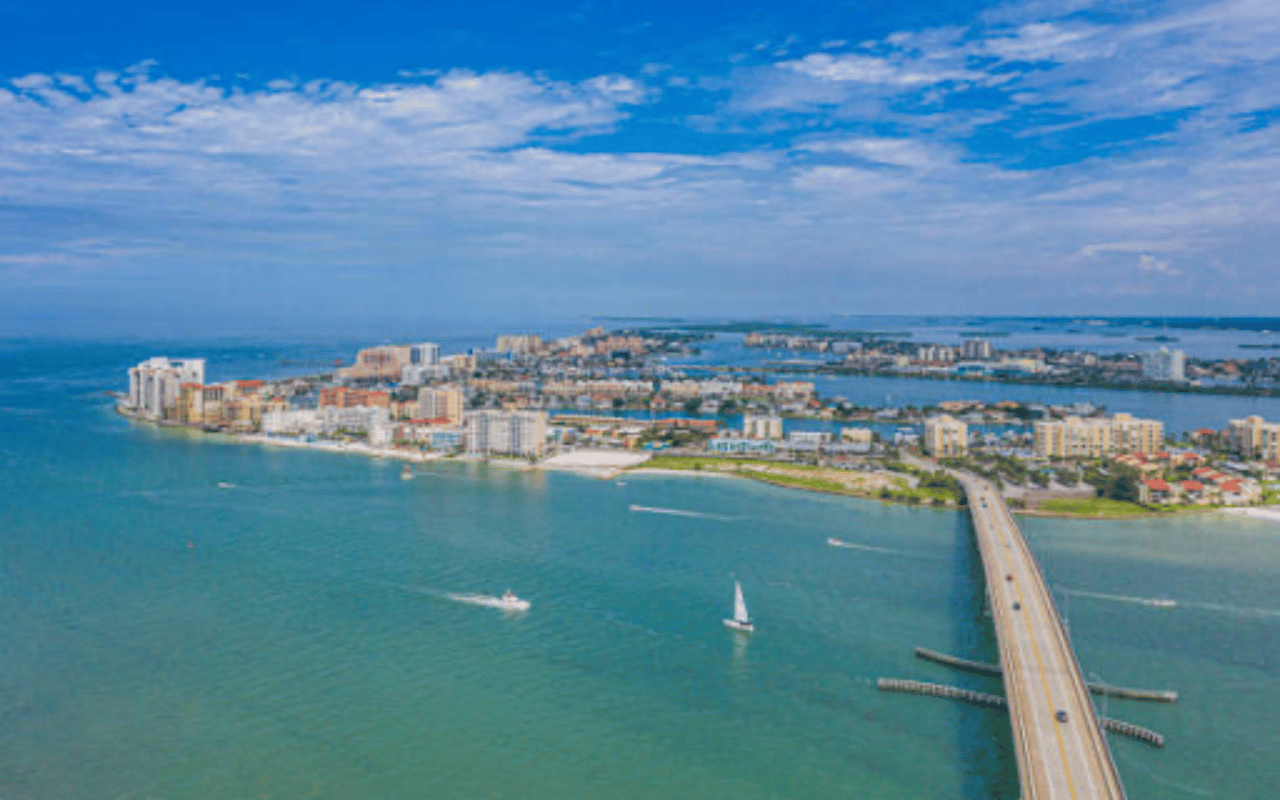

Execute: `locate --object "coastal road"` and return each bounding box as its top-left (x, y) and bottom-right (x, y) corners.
top-left (964, 477), bottom-right (1128, 800)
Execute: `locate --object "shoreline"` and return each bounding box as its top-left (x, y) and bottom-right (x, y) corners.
top-left (116, 406), bottom-right (1277, 522)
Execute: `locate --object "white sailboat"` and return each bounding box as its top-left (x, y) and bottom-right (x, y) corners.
top-left (723, 580), bottom-right (754, 633)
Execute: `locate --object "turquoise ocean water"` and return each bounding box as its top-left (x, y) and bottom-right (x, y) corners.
top-left (1, 341), bottom-right (1277, 799)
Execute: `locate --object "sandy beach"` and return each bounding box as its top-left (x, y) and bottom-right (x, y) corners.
top-left (540, 449), bottom-right (651, 479)
top-left (1220, 505), bottom-right (1280, 524)
top-left (237, 433), bottom-right (445, 463)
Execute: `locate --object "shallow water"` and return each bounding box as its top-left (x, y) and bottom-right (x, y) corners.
top-left (1, 340), bottom-right (1275, 799)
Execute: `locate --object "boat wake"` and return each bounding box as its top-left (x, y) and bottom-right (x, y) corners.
top-left (826, 537), bottom-right (911, 556)
top-left (1061, 588), bottom-right (1177, 608)
top-left (445, 593), bottom-right (531, 612)
top-left (628, 504), bottom-right (734, 521)
top-left (1180, 600), bottom-right (1280, 618)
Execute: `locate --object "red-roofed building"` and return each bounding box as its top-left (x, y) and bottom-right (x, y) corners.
top-left (1218, 479), bottom-right (1261, 505)
top-left (1141, 478), bottom-right (1175, 504)
top-left (1191, 466), bottom-right (1215, 477)
top-left (1180, 480), bottom-right (1208, 503)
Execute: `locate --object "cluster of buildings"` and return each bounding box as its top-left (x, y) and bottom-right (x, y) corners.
top-left (706, 414), bottom-right (875, 458)
top-left (1140, 464), bottom-right (1262, 506)
top-left (123, 350), bottom-right (550, 457)
top-left (120, 338), bottom-right (1280, 509)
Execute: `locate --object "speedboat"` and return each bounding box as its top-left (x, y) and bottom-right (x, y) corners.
top-left (401, 465), bottom-right (414, 480)
top-left (497, 590), bottom-right (531, 612)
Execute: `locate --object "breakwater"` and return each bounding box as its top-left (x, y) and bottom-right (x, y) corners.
top-left (913, 647), bottom-right (1179, 702)
top-left (876, 678), bottom-right (1166, 748)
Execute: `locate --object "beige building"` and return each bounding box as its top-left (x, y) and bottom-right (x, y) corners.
top-left (1230, 415), bottom-right (1280, 461)
top-left (1033, 412), bottom-right (1164, 458)
top-left (841, 427), bottom-right (873, 446)
top-left (924, 414), bottom-right (968, 457)
top-left (465, 410), bottom-right (548, 457)
top-left (496, 334), bottom-right (544, 355)
top-left (337, 343), bottom-right (448, 381)
top-left (742, 414), bottom-right (784, 440)
top-left (417, 386), bottom-right (465, 425)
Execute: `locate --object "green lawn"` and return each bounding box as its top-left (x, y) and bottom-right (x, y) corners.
top-left (642, 455), bottom-right (824, 473)
top-left (1038, 497), bottom-right (1160, 516)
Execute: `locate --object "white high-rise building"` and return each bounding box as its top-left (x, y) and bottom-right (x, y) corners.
top-left (465, 410), bottom-right (548, 457)
top-left (409, 342), bottom-right (440, 365)
top-left (128, 357), bottom-right (206, 420)
top-left (960, 339), bottom-right (993, 360)
top-left (1141, 347), bottom-right (1186, 382)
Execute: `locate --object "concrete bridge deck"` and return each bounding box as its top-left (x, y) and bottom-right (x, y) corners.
top-left (963, 477), bottom-right (1127, 800)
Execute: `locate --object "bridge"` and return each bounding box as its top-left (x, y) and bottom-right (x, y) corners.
top-left (963, 476), bottom-right (1128, 800)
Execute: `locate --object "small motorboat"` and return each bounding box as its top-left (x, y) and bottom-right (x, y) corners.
top-left (401, 465), bottom-right (414, 480)
top-left (496, 590), bottom-right (531, 612)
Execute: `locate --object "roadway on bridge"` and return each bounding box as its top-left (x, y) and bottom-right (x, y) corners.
top-left (964, 477), bottom-right (1127, 800)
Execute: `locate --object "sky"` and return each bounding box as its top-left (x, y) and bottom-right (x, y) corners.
top-left (3, 0), bottom-right (1280, 336)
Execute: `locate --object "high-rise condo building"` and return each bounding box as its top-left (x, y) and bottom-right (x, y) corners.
top-left (924, 414), bottom-right (968, 456)
top-left (417, 386), bottom-right (464, 425)
top-left (1229, 415), bottom-right (1280, 461)
top-left (128, 357), bottom-right (206, 420)
top-left (960, 338), bottom-right (993, 360)
top-left (465, 410), bottom-right (548, 457)
top-left (742, 414), bottom-right (784, 440)
top-left (1141, 347), bottom-right (1186, 382)
top-left (1033, 412), bottom-right (1164, 458)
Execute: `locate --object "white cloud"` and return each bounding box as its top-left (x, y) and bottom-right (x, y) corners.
top-left (1138, 254), bottom-right (1181, 275)
top-left (780, 52), bottom-right (978, 86)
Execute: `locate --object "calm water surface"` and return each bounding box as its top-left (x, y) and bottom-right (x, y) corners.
top-left (1, 341), bottom-right (1276, 799)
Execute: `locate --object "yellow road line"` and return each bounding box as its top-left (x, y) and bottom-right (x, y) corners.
top-left (983, 495), bottom-right (1082, 800)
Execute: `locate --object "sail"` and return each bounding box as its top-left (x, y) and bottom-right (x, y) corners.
top-left (733, 581), bottom-right (749, 623)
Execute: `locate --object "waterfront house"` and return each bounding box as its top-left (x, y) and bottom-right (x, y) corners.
top-left (1142, 479), bottom-right (1176, 504)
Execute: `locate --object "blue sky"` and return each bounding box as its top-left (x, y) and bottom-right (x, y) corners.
top-left (3, 0), bottom-right (1280, 335)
